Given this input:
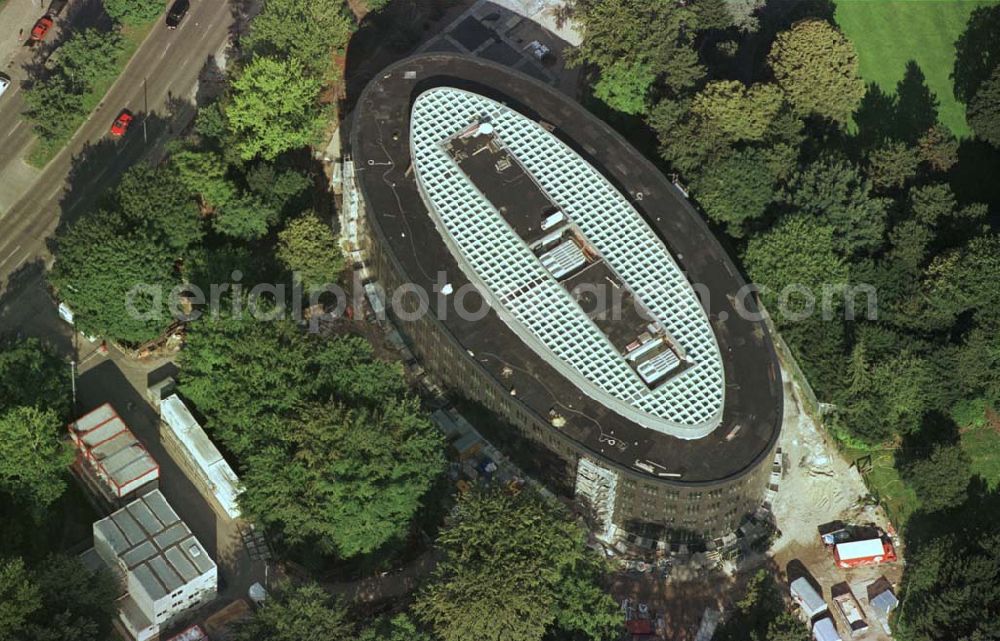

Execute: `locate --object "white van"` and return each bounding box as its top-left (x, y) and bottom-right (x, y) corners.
top-left (791, 577), bottom-right (829, 619)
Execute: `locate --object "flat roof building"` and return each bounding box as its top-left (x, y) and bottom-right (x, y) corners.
top-left (159, 394), bottom-right (242, 521)
top-left (92, 490), bottom-right (217, 641)
top-left (351, 53), bottom-right (782, 545)
top-left (69, 403), bottom-right (159, 502)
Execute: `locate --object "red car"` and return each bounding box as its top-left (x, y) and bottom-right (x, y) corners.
top-left (30, 16), bottom-right (54, 42)
top-left (110, 110), bottom-right (134, 136)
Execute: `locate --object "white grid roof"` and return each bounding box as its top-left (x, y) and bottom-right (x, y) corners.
top-left (410, 87), bottom-right (724, 439)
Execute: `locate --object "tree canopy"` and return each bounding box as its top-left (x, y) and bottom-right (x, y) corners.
top-left (226, 56), bottom-right (324, 161)
top-left (0, 407), bottom-right (74, 513)
top-left (415, 489), bottom-right (620, 641)
top-left (50, 209), bottom-right (178, 344)
top-left (967, 65), bottom-right (1000, 148)
top-left (240, 399), bottom-right (444, 557)
top-left (276, 212), bottom-right (344, 290)
top-left (232, 582), bottom-right (353, 641)
top-left (768, 19), bottom-right (866, 124)
top-left (247, 0), bottom-right (355, 77)
top-left (103, 0), bottom-right (165, 26)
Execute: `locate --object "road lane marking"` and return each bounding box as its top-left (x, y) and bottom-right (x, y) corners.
top-left (5, 121), bottom-right (23, 138)
top-left (14, 254), bottom-right (28, 270)
top-left (0, 245), bottom-right (22, 268)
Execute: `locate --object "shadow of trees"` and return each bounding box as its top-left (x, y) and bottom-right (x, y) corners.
top-left (952, 3), bottom-right (1000, 103)
top-left (853, 60), bottom-right (939, 150)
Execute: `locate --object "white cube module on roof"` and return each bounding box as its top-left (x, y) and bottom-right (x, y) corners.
top-left (159, 395), bottom-right (242, 520)
top-left (69, 403), bottom-right (159, 500)
top-left (92, 490), bottom-right (217, 641)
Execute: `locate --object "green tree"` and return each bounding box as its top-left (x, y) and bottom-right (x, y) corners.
top-left (357, 613), bottom-right (433, 641)
top-left (693, 148), bottom-right (777, 236)
top-left (178, 317), bottom-right (407, 456)
top-left (0, 558), bottom-right (41, 641)
top-left (742, 215), bottom-right (848, 315)
top-left (899, 443), bottom-right (972, 512)
top-left (0, 338), bottom-right (70, 416)
top-left (716, 570), bottom-right (793, 641)
top-left (276, 212), bottom-right (344, 290)
top-left (967, 65), bottom-right (1000, 148)
top-left (866, 140), bottom-right (920, 192)
top-left (226, 56), bottom-right (324, 161)
top-left (839, 343), bottom-right (931, 443)
top-left (212, 193), bottom-right (277, 240)
top-left (726, 0), bottom-right (765, 33)
top-left (50, 210), bottom-right (178, 343)
top-left (917, 124), bottom-right (959, 172)
top-left (114, 163), bottom-right (204, 252)
top-left (232, 583), bottom-right (352, 641)
top-left (22, 75), bottom-right (85, 143)
top-left (0, 407), bottom-right (73, 512)
top-left (245, 163), bottom-right (312, 217)
top-left (102, 0), bottom-right (164, 26)
top-left (58, 29), bottom-right (124, 87)
top-left (570, 0), bottom-right (704, 94)
top-left (247, 0), bottom-right (355, 77)
top-left (781, 156), bottom-right (888, 256)
top-left (22, 555), bottom-right (118, 641)
top-left (768, 19), bottom-right (866, 124)
top-left (895, 533), bottom-right (1000, 641)
top-left (415, 489), bottom-right (621, 641)
top-left (766, 612), bottom-right (810, 641)
top-left (592, 60), bottom-right (655, 115)
top-left (691, 80), bottom-right (784, 143)
top-left (170, 149), bottom-right (236, 210)
top-left (241, 399), bottom-right (444, 558)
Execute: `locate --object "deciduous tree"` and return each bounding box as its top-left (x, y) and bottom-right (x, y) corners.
top-left (212, 193), bottom-right (278, 240)
top-left (768, 19), bottom-right (865, 124)
top-left (0, 558), bottom-right (40, 641)
top-left (693, 148), bottom-right (777, 236)
top-left (247, 0), bottom-right (355, 77)
top-left (50, 210), bottom-right (178, 344)
top-left (0, 338), bottom-right (70, 417)
top-left (0, 407), bottom-right (73, 512)
top-left (592, 60), bottom-right (655, 115)
top-left (691, 80), bottom-right (783, 143)
top-left (781, 156), bottom-right (888, 256)
top-left (276, 212), bottom-right (344, 290)
top-left (240, 399), bottom-right (445, 557)
top-left (103, 0), bottom-right (165, 26)
top-left (415, 489), bottom-right (621, 641)
top-left (170, 149), bottom-right (236, 210)
top-left (114, 163), bottom-right (204, 252)
top-left (226, 56), bottom-right (324, 161)
top-left (899, 443), bottom-right (972, 512)
top-left (232, 583), bottom-right (352, 641)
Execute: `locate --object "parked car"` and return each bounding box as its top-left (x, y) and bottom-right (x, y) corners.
top-left (0, 73), bottom-right (11, 99)
top-left (30, 16), bottom-right (54, 42)
top-left (165, 0), bottom-right (190, 29)
top-left (110, 109), bottom-right (133, 136)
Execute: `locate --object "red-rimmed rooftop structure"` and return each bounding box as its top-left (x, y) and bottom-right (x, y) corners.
top-left (69, 403), bottom-right (159, 501)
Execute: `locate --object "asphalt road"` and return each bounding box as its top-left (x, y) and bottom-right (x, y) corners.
top-left (0, 0), bottom-right (236, 294)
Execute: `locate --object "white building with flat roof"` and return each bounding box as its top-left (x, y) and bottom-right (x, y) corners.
top-left (92, 490), bottom-right (217, 641)
top-left (159, 394), bottom-right (242, 520)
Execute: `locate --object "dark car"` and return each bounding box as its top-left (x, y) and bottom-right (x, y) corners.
top-left (165, 0), bottom-right (190, 29)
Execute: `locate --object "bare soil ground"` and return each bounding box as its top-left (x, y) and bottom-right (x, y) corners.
top-left (608, 368), bottom-right (905, 640)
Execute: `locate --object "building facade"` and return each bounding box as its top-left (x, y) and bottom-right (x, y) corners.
top-left (350, 53), bottom-right (782, 546)
top-left (92, 490), bottom-right (217, 641)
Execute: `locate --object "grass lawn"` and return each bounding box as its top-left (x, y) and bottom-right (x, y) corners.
top-left (961, 423), bottom-right (1000, 489)
top-left (842, 443), bottom-right (921, 528)
top-left (834, 0), bottom-right (990, 138)
top-left (28, 21), bottom-right (156, 167)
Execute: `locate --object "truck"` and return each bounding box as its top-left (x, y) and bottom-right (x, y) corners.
top-left (833, 589), bottom-right (869, 637)
top-left (833, 538), bottom-right (897, 568)
top-left (790, 577), bottom-right (829, 620)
